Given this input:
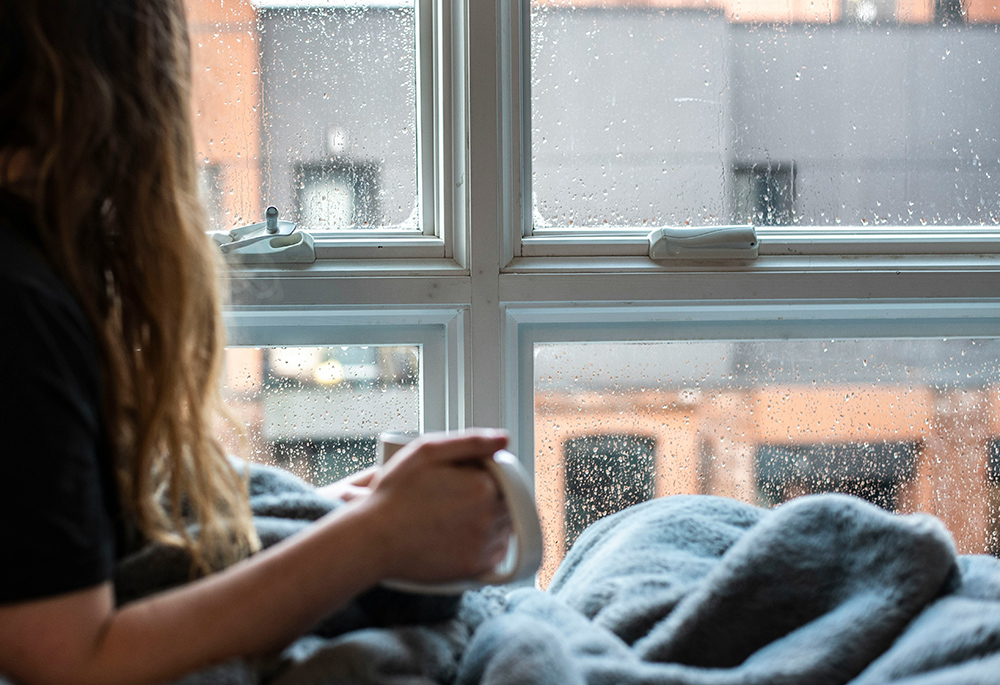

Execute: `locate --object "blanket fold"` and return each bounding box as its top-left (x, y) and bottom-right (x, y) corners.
top-left (630, 494), bottom-right (955, 672)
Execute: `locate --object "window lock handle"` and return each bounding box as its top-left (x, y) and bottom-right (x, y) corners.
top-left (211, 206), bottom-right (316, 264)
top-left (648, 225), bottom-right (758, 261)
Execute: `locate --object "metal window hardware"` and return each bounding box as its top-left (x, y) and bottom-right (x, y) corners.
top-left (648, 225), bottom-right (758, 261)
top-left (211, 206), bottom-right (316, 264)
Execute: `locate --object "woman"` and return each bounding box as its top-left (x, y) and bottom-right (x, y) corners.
top-left (0, 2), bottom-right (511, 683)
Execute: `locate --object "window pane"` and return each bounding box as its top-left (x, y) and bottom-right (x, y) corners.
top-left (530, 1), bottom-right (1000, 230)
top-left (187, 0), bottom-right (418, 233)
top-left (534, 339), bottom-right (1000, 583)
top-left (221, 345), bottom-right (419, 485)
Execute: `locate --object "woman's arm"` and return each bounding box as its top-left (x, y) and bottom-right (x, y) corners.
top-left (0, 431), bottom-right (511, 685)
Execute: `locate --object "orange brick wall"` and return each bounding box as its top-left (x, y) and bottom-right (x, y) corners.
top-left (186, 0), bottom-right (262, 228)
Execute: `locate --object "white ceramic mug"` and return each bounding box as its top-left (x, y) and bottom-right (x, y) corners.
top-left (377, 431), bottom-right (544, 594)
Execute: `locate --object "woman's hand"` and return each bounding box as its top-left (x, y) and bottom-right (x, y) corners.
top-left (359, 430), bottom-right (514, 585)
top-left (317, 466), bottom-right (377, 502)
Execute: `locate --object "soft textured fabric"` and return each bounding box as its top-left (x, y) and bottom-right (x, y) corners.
top-left (0, 195), bottom-right (120, 604)
top-left (93, 463), bottom-right (1000, 685)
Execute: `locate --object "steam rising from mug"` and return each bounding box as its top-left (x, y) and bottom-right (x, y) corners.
top-left (377, 431), bottom-right (545, 594)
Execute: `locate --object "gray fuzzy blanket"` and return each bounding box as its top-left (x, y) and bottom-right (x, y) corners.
top-left (111, 464), bottom-right (1000, 683)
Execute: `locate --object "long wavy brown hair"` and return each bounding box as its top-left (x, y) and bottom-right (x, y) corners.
top-left (0, 0), bottom-right (259, 572)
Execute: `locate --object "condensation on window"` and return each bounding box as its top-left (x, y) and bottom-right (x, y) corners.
top-left (186, 0), bottom-right (418, 233)
top-left (534, 338), bottom-right (1000, 583)
top-left (220, 345), bottom-right (420, 485)
top-left (530, 0), bottom-right (1000, 229)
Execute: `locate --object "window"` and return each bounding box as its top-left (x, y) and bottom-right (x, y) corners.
top-left (530, 324), bottom-right (1000, 581)
top-left (221, 344), bottom-right (419, 485)
top-left (197, 163), bottom-right (227, 232)
top-left (296, 162), bottom-right (380, 229)
top-left (524, 0), bottom-right (1000, 258)
top-left (256, 3), bottom-right (419, 232)
top-left (563, 433), bottom-right (655, 548)
top-left (936, 0), bottom-right (967, 25)
top-left (754, 441), bottom-right (920, 509)
top-left (731, 162), bottom-right (796, 227)
top-left (189, 0), bottom-right (1000, 581)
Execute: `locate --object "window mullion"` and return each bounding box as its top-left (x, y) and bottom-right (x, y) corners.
top-left (417, 0), bottom-right (436, 239)
top-left (466, 0), bottom-right (510, 430)
top-left (509, 0), bottom-right (532, 254)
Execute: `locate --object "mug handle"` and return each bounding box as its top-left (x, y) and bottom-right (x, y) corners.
top-left (381, 450), bottom-right (544, 595)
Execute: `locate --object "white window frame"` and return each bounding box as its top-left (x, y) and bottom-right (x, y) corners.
top-left (226, 307), bottom-right (469, 432)
top-left (227, 0), bottom-right (1000, 477)
top-left (510, 1), bottom-right (1000, 260)
top-left (505, 300), bottom-right (1000, 468)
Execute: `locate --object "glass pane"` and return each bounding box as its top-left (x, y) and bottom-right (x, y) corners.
top-left (221, 345), bottom-right (420, 485)
top-left (187, 0), bottom-right (418, 233)
top-left (530, 1), bottom-right (1000, 230)
top-left (534, 339), bottom-right (1000, 583)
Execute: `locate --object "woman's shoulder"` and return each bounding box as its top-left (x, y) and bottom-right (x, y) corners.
top-left (0, 196), bottom-right (80, 311)
top-left (0, 196), bottom-right (103, 432)
top-left (0, 196), bottom-right (98, 364)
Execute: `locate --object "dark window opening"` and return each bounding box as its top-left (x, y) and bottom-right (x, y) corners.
top-left (563, 434), bottom-right (656, 550)
top-left (844, 0), bottom-right (896, 24)
top-left (988, 439), bottom-right (1000, 557)
top-left (295, 161), bottom-right (380, 229)
top-left (198, 163), bottom-right (226, 232)
top-left (936, 0), bottom-right (966, 25)
top-left (698, 439), bottom-right (716, 496)
top-left (755, 441), bottom-right (920, 511)
top-left (987, 439), bottom-right (1000, 484)
top-left (731, 162), bottom-right (795, 227)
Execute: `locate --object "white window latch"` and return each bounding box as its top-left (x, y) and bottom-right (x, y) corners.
top-left (648, 225), bottom-right (758, 261)
top-left (211, 206), bottom-right (316, 264)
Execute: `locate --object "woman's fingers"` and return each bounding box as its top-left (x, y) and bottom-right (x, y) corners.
top-left (335, 484), bottom-right (371, 503)
top-left (348, 465), bottom-right (378, 487)
top-left (394, 429), bottom-right (509, 467)
top-left (317, 466), bottom-right (378, 502)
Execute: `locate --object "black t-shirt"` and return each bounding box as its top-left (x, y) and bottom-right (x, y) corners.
top-left (0, 193), bottom-right (121, 604)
